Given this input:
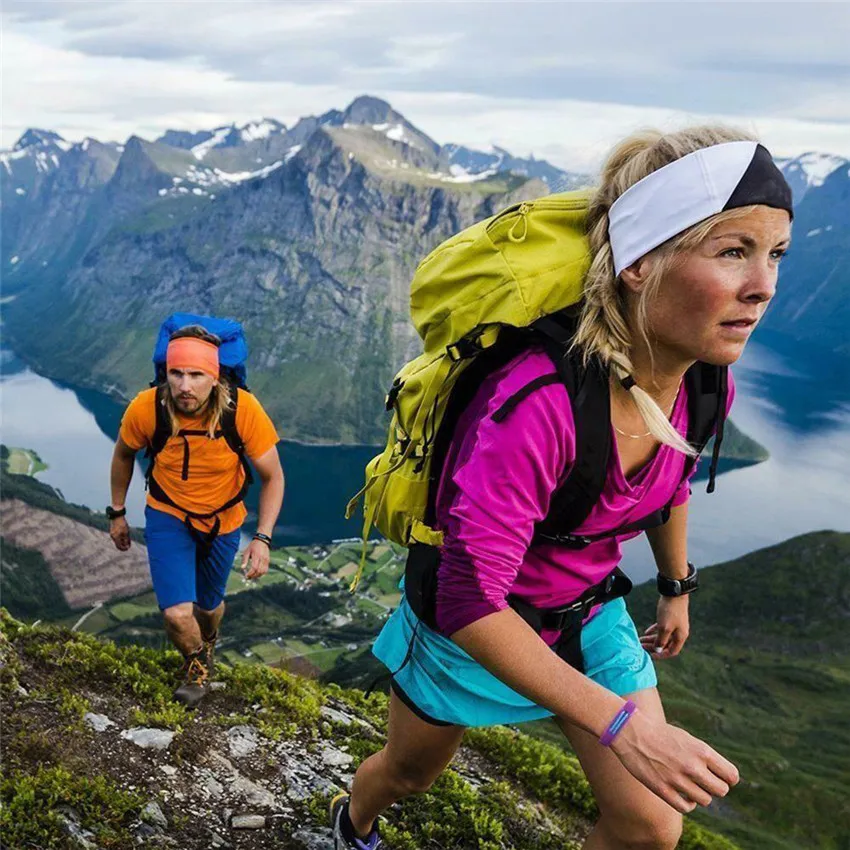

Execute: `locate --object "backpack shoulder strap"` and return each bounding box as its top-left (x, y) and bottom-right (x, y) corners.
top-left (219, 384), bottom-right (245, 456)
top-left (684, 361), bottom-right (728, 493)
top-left (219, 384), bottom-right (255, 494)
top-left (147, 385), bottom-right (171, 460)
top-left (532, 332), bottom-right (612, 545)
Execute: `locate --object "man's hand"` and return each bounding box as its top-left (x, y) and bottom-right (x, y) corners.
top-left (109, 517), bottom-right (132, 551)
top-left (640, 595), bottom-right (690, 660)
top-left (241, 539), bottom-right (270, 580)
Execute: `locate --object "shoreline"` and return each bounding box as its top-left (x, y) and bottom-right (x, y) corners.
top-left (2, 344), bottom-right (383, 451)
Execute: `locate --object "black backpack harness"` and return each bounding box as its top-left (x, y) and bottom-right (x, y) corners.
top-left (144, 382), bottom-right (254, 551)
top-left (399, 310), bottom-right (727, 676)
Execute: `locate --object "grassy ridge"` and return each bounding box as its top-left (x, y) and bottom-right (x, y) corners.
top-left (614, 531), bottom-right (850, 849)
top-left (0, 612), bottom-right (738, 849)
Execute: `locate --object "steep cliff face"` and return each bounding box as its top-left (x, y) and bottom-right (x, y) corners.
top-left (2, 99), bottom-right (557, 443)
top-left (763, 155), bottom-right (850, 357)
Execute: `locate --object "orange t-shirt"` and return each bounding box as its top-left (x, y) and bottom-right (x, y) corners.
top-left (120, 387), bottom-right (280, 534)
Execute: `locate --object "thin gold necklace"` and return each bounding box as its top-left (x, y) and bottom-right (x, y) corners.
top-left (613, 390), bottom-right (678, 439)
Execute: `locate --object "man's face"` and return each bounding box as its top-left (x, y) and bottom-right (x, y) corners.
top-left (167, 368), bottom-right (217, 415)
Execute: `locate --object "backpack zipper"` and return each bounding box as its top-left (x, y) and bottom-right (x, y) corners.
top-left (488, 195), bottom-right (589, 243)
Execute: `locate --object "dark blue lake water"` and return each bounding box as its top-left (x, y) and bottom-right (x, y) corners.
top-left (2, 330), bottom-right (848, 584)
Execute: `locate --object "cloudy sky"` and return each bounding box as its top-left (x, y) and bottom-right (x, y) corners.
top-left (3, 0), bottom-right (849, 170)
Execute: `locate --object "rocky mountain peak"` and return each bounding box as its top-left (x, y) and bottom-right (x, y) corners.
top-left (13, 129), bottom-right (69, 152)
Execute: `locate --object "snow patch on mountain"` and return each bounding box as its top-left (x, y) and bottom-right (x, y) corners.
top-left (191, 128), bottom-right (233, 161)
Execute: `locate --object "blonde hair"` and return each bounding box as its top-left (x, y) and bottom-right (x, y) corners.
top-left (163, 325), bottom-right (233, 438)
top-left (574, 125), bottom-right (758, 454)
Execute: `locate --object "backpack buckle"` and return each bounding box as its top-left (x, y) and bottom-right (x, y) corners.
top-left (447, 336), bottom-right (482, 361)
top-left (385, 378), bottom-right (405, 411)
top-left (537, 531), bottom-right (594, 549)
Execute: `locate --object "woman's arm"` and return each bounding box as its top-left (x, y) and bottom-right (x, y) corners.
top-left (453, 606), bottom-right (737, 813)
top-left (642, 501), bottom-right (692, 659)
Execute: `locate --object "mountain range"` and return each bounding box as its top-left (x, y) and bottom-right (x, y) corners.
top-left (2, 95), bottom-right (847, 443)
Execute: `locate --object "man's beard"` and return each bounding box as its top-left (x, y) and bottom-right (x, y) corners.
top-left (174, 394), bottom-right (208, 416)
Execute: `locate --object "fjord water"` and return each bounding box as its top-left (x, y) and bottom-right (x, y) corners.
top-left (2, 331), bottom-right (848, 584)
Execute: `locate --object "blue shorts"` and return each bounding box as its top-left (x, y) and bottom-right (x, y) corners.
top-left (372, 594), bottom-right (657, 727)
top-left (144, 506), bottom-right (241, 611)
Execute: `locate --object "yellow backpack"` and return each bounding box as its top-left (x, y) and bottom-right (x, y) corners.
top-left (345, 190), bottom-right (594, 588)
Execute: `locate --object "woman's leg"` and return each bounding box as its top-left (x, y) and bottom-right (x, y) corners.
top-left (347, 688), bottom-right (466, 836)
top-left (556, 688), bottom-right (683, 850)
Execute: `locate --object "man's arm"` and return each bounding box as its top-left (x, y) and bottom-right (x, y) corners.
top-left (642, 501), bottom-right (691, 659)
top-left (240, 445), bottom-right (284, 579)
top-left (109, 436), bottom-right (137, 551)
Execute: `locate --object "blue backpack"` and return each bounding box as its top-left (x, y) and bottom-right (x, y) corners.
top-left (151, 312), bottom-right (249, 389)
top-left (147, 313), bottom-right (253, 547)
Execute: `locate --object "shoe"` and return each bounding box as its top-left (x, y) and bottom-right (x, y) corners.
top-left (330, 793), bottom-right (382, 850)
top-left (174, 649), bottom-right (209, 708)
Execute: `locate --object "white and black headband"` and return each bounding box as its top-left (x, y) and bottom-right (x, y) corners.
top-left (608, 141), bottom-right (793, 276)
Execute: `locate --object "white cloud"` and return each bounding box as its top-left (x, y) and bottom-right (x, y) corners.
top-left (2, 1), bottom-right (848, 167)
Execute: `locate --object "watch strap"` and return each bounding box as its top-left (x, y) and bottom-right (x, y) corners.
top-left (657, 561), bottom-right (698, 596)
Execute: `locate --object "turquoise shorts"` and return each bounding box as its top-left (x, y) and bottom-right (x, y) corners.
top-left (372, 594), bottom-right (657, 727)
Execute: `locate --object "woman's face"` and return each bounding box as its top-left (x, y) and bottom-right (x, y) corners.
top-left (632, 205), bottom-right (792, 368)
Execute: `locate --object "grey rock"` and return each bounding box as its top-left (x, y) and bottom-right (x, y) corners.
top-left (120, 727), bottom-right (175, 750)
top-left (281, 765), bottom-right (337, 802)
top-left (232, 775), bottom-right (276, 808)
top-left (319, 705), bottom-right (355, 726)
top-left (206, 751), bottom-right (275, 807)
top-left (209, 681), bottom-right (227, 692)
top-left (293, 827), bottom-right (334, 849)
top-left (230, 814), bottom-right (267, 829)
top-left (159, 765), bottom-right (178, 777)
top-left (197, 768), bottom-right (225, 799)
top-left (227, 724), bottom-right (260, 758)
top-left (141, 801), bottom-right (168, 830)
top-left (135, 821), bottom-right (161, 840)
top-left (56, 806), bottom-right (97, 849)
top-left (84, 712), bottom-right (116, 732)
top-left (320, 743), bottom-right (354, 768)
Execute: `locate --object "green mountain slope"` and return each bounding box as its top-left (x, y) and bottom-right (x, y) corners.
top-left (609, 532), bottom-right (850, 849)
top-left (0, 612), bottom-right (735, 850)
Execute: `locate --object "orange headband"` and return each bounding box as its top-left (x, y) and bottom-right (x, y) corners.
top-left (166, 338), bottom-right (220, 379)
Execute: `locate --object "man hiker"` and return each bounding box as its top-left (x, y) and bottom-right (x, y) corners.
top-left (108, 319), bottom-right (284, 706)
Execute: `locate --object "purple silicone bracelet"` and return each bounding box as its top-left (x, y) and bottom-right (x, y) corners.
top-left (599, 699), bottom-right (637, 747)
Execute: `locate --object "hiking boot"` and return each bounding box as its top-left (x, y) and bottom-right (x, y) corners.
top-left (174, 649), bottom-right (209, 708)
top-left (330, 793), bottom-right (382, 850)
top-left (201, 630), bottom-right (217, 679)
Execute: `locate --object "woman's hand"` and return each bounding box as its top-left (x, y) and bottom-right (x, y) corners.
top-left (241, 539), bottom-right (270, 580)
top-left (640, 595), bottom-right (690, 659)
top-left (612, 708), bottom-right (739, 813)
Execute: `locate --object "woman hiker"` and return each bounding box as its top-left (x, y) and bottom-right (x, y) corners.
top-left (332, 126), bottom-right (793, 849)
top-left (108, 323), bottom-right (284, 707)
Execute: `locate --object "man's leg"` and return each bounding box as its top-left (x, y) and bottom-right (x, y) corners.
top-left (194, 600), bottom-right (225, 643)
top-left (194, 526), bottom-right (241, 676)
top-left (163, 602), bottom-right (204, 655)
top-left (144, 508), bottom-right (209, 706)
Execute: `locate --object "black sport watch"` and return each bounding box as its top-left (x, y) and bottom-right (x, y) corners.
top-left (657, 562), bottom-right (699, 597)
top-left (105, 505), bottom-right (127, 520)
